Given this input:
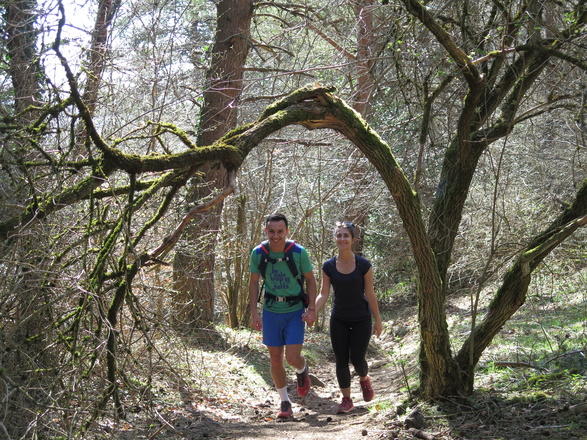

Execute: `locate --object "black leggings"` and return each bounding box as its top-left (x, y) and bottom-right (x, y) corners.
top-left (330, 315), bottom-right (372, 389)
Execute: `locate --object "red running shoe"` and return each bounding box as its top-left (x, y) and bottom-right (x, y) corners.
top-left (337, 396), bottom-right (354, 414)
top-left (277, 401), bottom-right (293, 419)
top-left (296, 365), bottom-right (310, 397)
top-left (360, 376), bottom-right (374, 402)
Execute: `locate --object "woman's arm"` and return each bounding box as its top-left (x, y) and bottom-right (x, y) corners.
top-left (301, 270), bottom-right (317, 326)
top-left (315, 271), bottom-right (331, 314)
top-left (364, 268), bottom-right (383, 337)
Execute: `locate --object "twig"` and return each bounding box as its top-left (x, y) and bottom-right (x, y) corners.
top-left (0, 422), bottom-right (11, 440)
top-left (544, 349), bottom-right (585, 365)
top-left (527, 424), bottom-right (570, 430)
top-left (149, 407), bottom-right (180, 439)
top-left (147, 424), bottom-right (166, 439)
top-left (408, 427), bottom-right (436, 440)
top-left (492, 361), bottom-right (548, 372)
top-left (148, 170), bottom-right (236, 261)
top-left (567, 403), bottom-right (587, 415)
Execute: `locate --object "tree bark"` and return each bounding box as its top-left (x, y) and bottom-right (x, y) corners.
top-left (172, 0), bottom-right (253, 329)
top-left (351, 0), bottom-right (375, 118)
top-left (346, 0), bottom-right (377, 253)
top-left (82, 0), bottom-right (119, 117)
top-left (5, 0), bottom-right (39, 117)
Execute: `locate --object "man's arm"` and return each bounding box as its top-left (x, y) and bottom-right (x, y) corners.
top-left (249, 272), bottom-right (262, 331)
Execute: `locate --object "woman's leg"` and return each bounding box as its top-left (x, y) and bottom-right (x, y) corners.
top-left (349, 317), bottom-right (372, 378)
top-left (330, 316), bottom-right (352, 392)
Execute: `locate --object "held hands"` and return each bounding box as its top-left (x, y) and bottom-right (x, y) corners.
top-left (302, 308), bottom-right (316, 327)
top-left (252, 309), bottom-right (315, 329)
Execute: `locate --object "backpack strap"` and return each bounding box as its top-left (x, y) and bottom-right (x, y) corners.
top-left (259, 241), bottom-right (302, 284)
top-left (257, 240), bottom-right (271, 279)
top-left (283, 241), bottom-right (304, 290)
top-left (256, 240), bottom-right (305, 303)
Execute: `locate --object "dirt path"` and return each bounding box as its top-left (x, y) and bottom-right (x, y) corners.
top-left (113, 313), bottom-right (587, 440)
top-left (200, 359), bottom-right (401, 440)
top-left (157, 320), bottom-right (428, 440)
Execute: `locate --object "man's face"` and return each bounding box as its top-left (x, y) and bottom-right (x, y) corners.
top-left (264, 220), bottom-right (289, 249)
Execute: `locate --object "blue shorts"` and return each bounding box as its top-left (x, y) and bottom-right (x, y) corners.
top-left (262, 308), bottom-right (305, 347)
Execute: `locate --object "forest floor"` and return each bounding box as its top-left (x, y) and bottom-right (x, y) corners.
top-left (105, 294), bottom-right (587, 440)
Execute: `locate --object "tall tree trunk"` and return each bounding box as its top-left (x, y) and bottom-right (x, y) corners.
top-left (82, 0), bottom-right (119, 116)
top-left (172, 0), bottom-right (253, 329)
top-left (224, 194), bottom-right (248, 328)
top-left (4, 0), bottom-right (39, 118)
top-left (351, 0), bottom-right (375, 118)
top-left (346, 0), bottom-right (376, 253)
top-left (3, 0), bottom-right (43, 335)
top-left (1, 1), bottom-right (55, 427)
top-left (70, 0), bottom-right (119, 161)
top-left (400, 0), bottom-right (561, 397)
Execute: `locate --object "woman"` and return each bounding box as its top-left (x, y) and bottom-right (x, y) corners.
top-left (315, 222), bottom-right (383, 414)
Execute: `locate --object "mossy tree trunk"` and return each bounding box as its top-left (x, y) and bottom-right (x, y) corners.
top-left (455, 182), bottom-right (587, 393)
top-left (397, 0), bottom-right (587, 397)
top-left (5, 0), bottom-right (40, 117)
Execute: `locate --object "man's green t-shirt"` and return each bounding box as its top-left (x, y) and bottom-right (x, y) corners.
top-left (250, 244), bottom-right (313, 313)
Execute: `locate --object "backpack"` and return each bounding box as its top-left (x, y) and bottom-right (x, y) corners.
top-left (256, 240), bottom-right (309, 308)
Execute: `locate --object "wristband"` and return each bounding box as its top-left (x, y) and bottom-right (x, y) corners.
top-left (308, 308), bottom-right (315, 312)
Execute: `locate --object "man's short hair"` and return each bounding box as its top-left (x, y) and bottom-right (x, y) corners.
top-left (265, 213), bottom-right (288, 229)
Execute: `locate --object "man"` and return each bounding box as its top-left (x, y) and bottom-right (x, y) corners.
top-left (249, 213), bottom-right (317, 419)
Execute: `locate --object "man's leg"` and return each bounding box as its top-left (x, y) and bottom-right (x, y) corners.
top-left (283, 309), bottom-right (306, 371)
top-left (268, 345), bottom-right (287, 388)
top-left (285, 343), bottom-right (310, 397)
top-left (284, 343), bottom-right (304, 371)
top-left (268, 345), bottom-right (294, 418)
